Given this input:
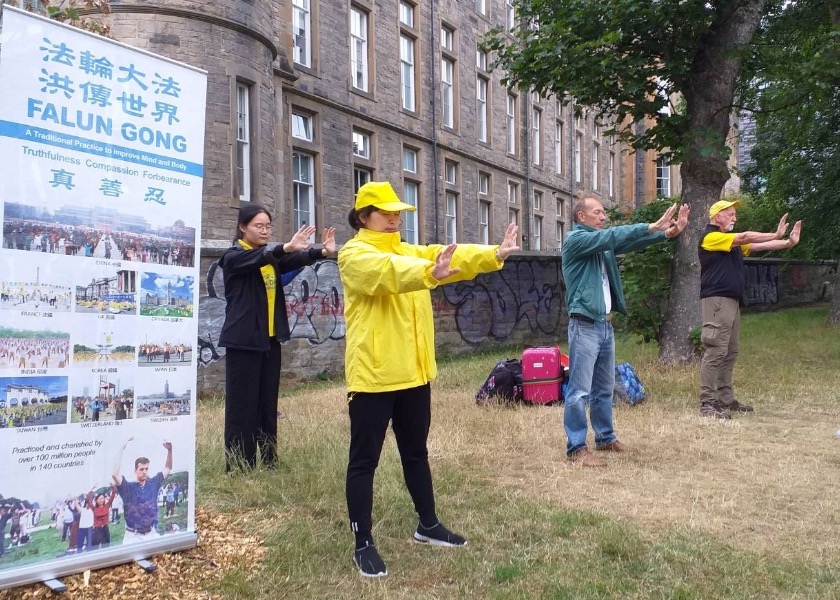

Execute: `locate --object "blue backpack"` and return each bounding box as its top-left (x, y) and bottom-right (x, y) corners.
top-left (614, 362), bottom-right (646, 405)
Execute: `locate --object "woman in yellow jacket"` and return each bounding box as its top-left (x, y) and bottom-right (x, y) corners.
top-left (338, 181), bottom-right (519, 577)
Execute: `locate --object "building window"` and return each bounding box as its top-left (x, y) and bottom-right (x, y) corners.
top-left (479, 200), bottom-right (491, 244)
top-left (235, 83), bottom-right (251, 201)
top-left (555, 121), bottom-right (563, 175)
top-left (533, 190), bottom-right (542, 211)
top-left (476, 0), bottom-right (487, 16)
top-left (534, 216), bottom-right (542, 250)
top-left (505, 0), bottom-right (516, 31)
top-left (399, 1), bottom-right (414, 27)
top-left (400, 35), bottom-right (416, 112)
top-left (441, 58), bottom-right (455, 129)
top-left (556, 196), bottom-right (564, 220)
top-left (592, 142), bottom-right (599, 191)
top-left (292, 152), bottom-right (315, 229)
top-left (291, 111), bottom-right (313, 141)
top-left (476, 48), bottom-right (488, 71)
top-left (350, 8), bottom-right (369, 91)
top-left (506, 94), bottom-right (516, 154)
top-left (441, 25), bottom-right (454, 51)
top-left (445, 191), bottom-right (458, 243)
top-left (476, 76), bottom-right (488, 142)
top-left (403, 147), bottom-right (418, 173)
top-left (402, 180), bottom-right (419, 243)
top-left (608, 152), bottom-right (615, 197)
top-left (507, 181), bottom-right (518, 204)
top-left (444, 159), bottom-right (457, 185)
top-left (509, 208), bottom-right (519, 230)
top-left (354, 167), bottom-right (372, 193)
top-left (292, 0), bottom-right (311, 68)
top-left (556, 220), bottom-right (564, 251)
top-left (402, 147), bottom-right (419, 243)
top-left (574, 133), bottom-right (582, 183)
top-left (656, 156), bottom-right (671, 197)
top-left (532, 106), bottom-right (541, 165)
top-left (352, 129), bottom-right (370, 158)
top-left (478, 171), bottom-right (490, 195)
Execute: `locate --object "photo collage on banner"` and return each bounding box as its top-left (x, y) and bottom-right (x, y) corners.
top-left (0, 7), bottom-right (206, 588)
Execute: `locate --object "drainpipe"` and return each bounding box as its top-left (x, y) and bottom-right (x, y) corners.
top-left (569, 99), bottom-right (575, 214)
top-left (523, 91), bottom-right (532, 250)
top-left (429, 0), bottom-right (441, 243)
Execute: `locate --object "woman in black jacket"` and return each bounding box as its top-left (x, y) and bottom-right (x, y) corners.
top-left (218, 204), bottom-right (336, 471)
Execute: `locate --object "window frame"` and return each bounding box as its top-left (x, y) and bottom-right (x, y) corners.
top-left (350, 7), bottom-right (369, 92)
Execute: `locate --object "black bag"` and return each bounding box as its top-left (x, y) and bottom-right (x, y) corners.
top-left (476, 359), bottom-right (524, 405)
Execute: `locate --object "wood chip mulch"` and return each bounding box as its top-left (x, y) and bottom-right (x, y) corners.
top-left (1, 508), bottom-right (264, 600)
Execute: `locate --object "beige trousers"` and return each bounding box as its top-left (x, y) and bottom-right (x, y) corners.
top-left (699, 296), bottom-right (740, 406)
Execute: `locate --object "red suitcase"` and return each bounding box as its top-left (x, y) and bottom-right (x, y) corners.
top-left (521, 347), bottom-right (567, 405)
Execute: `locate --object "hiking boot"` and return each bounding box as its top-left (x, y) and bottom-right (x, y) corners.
top-left (567, 447), bottom-right (606, 467)
top-left (722, 400), bottom-right (753, 413)
top-left (413, 522), bottom-right (467, 547)
top-left (353, 542), bottom-right (387, 577)
top-left (700, 402), bottom-right (731, 419)
top-left (595, 440), bottom-right (626, 452)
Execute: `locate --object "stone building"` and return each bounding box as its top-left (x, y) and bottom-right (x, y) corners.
top-left (60, 0), bottom-right (686, 391)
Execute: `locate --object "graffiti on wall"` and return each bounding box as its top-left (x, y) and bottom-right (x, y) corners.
top-left (743, 263), bottom-right (779, 306)
top-left (197, 259), bottom-right (345, 366)
top-left (441, 259), bottom-right (565, 344)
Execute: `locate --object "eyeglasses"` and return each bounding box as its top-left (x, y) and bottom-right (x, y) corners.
top-left (250, 223), bottom-right (273, 232)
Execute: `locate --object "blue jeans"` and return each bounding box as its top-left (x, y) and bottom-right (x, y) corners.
top-left (564, 318), bottom-right (617, 455)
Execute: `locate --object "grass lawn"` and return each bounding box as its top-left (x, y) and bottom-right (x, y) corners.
top-left (195, 307), bottom-right (838, 598)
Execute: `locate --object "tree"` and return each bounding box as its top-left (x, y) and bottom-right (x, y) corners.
top-left (484, 0), bottom-right (836, 361)
top-left (3, 0), bottom-right (111, 35)
top-left (741, 0), bottom-right (840, 324)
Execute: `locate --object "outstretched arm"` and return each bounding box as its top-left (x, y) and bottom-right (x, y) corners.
top-left (750, 220), bottom-right (802, 252)
top-left (112, 437), bottom-right (132, 486)
top-left (733, 213), bottom-right (789, 245)
top-left (162, 440), bottom-right (173, 479)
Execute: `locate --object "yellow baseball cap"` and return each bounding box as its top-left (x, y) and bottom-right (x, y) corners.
top-left (354, 181), bottom-right (416, 212)
top-left (709, 199), bottom-right (741, 219)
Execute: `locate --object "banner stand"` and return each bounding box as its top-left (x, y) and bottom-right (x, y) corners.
top-left (0, 6), bottom-right (205, 592)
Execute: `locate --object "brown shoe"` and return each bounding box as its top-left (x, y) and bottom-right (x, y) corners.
top-left (700, 402), bottom-right (731, 419)
top-left (595, 440), bottom-right (626, 452)
top-left (568, 447), bottom-right (606, 467)
top-left (722, 400), bottom-right (753, 413)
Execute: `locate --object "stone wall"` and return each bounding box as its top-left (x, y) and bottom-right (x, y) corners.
top-left (196, 251), bottom-right (835, 394)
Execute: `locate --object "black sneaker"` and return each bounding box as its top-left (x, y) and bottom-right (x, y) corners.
top-left (353, 542), bottom-right (387, 577)
top-left (413, 522), bottom-right (467, 547)
top-left (700, 402), bottom-right (731, 420)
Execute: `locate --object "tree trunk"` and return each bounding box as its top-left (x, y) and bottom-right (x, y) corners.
top-left (829, 260), bottom-right (840, 325)
top-left (658, 0), bottom-right (768, 364)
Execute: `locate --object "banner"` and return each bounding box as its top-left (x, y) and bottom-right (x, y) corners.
top-left (0, 6), bottom-right (205, 589)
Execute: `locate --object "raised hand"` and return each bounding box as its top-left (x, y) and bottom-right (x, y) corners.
top-left (775, 213), bottom-right (790, 239)
top-left (666, 204), bottom-right (690, 238)
top-left (286, 225), bottom-right (316, 251)
top-left (431, 243), bottom-right (461, 280)
top-left (497, 223), bottom-right (520, 260)
top-left (321, 227), bottom-right (337, 254)
top-left (650, 203), bottom-right (678, 233)
top-left (788, 220), bottom-right (802, 246)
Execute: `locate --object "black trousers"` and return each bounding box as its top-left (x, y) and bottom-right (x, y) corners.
top-left (346, 384), bottom-right (436, 536)
top-left (224, 340), bottom-right (281, 470)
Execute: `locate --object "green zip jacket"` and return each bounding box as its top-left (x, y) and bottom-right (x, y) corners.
top-left (562, 222), bottom-right (667, 321)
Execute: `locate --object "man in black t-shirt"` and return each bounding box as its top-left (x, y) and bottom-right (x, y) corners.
top-left (698, 200), bottom-right (802, 419)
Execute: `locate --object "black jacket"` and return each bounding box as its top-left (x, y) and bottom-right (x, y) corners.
top-left (217, 242), bottom-right (323, 350)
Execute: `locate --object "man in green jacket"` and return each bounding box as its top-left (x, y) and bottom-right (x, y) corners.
top-left (562, 197), bottom-right (689, 467)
